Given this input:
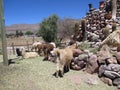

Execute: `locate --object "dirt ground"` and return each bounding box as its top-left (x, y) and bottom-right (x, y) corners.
top-left (0, 55), bottom-right (117, 90)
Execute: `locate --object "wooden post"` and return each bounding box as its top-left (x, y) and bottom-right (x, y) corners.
top-left (32, 36), bottom-right (34, 44)
top-left (0, 0), bottom-right (8, 66)
top-left (11, 42), bottom-right (15, 55)
top-left (112, 0), bottom-right (117, 20)
top-left (27, 40), bottom-right (29, 51)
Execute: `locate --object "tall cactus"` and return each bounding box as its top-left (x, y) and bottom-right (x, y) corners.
top-left (112, 22), bottom-right (117, 32)
top-left (81, 19), bottom-right (87, 41)
top-left (112, 0), bottom-right (117, 20)
top-left (74, 23), bottom-right (79, 35)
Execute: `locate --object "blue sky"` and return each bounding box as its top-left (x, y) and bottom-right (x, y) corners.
top-left (4, 0), bottom-right (100, 26)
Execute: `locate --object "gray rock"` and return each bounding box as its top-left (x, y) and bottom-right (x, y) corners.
top-left (113, 78), bottom-right (120, 86)
top-left (78, 54), bottom-right (89, 62)
top-left (104, 71), bottom-right (120, 79)
top-left (98, 65), bottom-right (105, 76)
top-left (111, 64), bottom-right (120, 72)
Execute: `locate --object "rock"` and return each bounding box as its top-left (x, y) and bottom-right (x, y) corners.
top-left (73, 49), bottom-right (83, 57)
top-left (78, 54), bottom-right (89, 62)
top-left (104, 71), bottom-right (120, 79)
top-left (117, 85), bottom-right (120, 89)
top-left (71, 64), bottom-right (82, 71)
top-left (110, 64), bottom-right (120, 72)
top-left (86, 54), bottom-right (99, 74)
top-left (71, 60), bottom-right (86, 71)
top-left (100, 77), bottom-right (113, 86)
top-left (106, 57), bottom-right (118, 64)
top-left (98, 65), bottom-right (111, 77)
top-left (85, 78), bottom-right (98, 85)
top-left (77, 61), bottom-right (86, 69)
top-left (97, 45), bottom-right (112, 65)
top-left (115, 52), bottom-right (120, 64)
top-left (113, 78), bottom-right (120, 86)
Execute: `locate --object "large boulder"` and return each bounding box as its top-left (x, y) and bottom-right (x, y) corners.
top-left (86, 54), bottom-right (99, 74)
top-left (97, 45), bottom-right (112, 65)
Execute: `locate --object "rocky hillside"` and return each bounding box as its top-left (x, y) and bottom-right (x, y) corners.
top-left (6, 24), bottom-right (40, 34)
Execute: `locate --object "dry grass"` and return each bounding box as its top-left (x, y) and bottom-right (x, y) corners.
top-left (0, 55), bottom-right (117, 90)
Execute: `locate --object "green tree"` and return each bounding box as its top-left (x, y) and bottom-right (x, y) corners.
top-left (25, 31), bottom-right (33, 35)
top-left (19, 31), bottom-right (24, 36)
top-left (16, 30), bottom-right (19, 37)
top-left (39, 14), bottom-right (58, 42)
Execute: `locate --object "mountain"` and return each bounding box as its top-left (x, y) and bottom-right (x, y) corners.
top-left (6, 24), bottom-right (40, 34)
top-left (5, 18), bottom-right (80, 35)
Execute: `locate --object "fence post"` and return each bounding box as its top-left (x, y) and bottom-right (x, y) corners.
top-left (11, 42), bottom-right (15, 55)
top-left (0, 0), bottom-right (8, 66)
top-left (32, 36), bottom-right (35, 44)
top-left (27, 40), bottom-right (29, 51)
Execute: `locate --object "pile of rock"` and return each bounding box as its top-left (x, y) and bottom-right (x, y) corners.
top-left (71, 47), bottom-right (99, 73)
top-left (99, 64), bottom-right (120, 88)
top-left (70, 43), bottom-right (120, 88)
top-left (83, 0), bottom-right (120, 42)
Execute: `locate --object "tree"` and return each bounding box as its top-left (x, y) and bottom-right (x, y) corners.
top-left (39, 14), bottom-right (58, 42)
top-left (16, 30), bottom-right (19, 37)
top-left (25, 31), bottom-right (33, 35)
top-left (57, 18), bottom-right (78, 40)
top-left (19, 30), bottom-right (24, 36)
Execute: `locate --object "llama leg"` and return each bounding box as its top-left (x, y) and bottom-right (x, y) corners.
top-left (60, 65), bottom-right (64, 77)
top-left (56, 63), bottom-right (60, 78)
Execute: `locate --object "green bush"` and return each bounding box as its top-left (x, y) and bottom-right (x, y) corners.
top-left (102, 27), bottom-right (110, 38)
top-left (79, 42), bottom-right (90, 50)
top-left (25, 31), bottom-right (33, 35)
top-left (39, 14), bottom-right (58, 42)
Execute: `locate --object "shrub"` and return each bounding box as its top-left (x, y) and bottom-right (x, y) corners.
top-left (102, 27), bottom-right (110, 39)
top-left (39, 14), bottom-right (58, 42)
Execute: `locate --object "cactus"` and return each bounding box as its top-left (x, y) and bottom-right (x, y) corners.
top-left (102, 27), bottom-right (110, 39)
top-left (81, 19), bottom-right (87, 41)
top-left (88, 3), bottom-right (93, 11)
top-left (74, 23), bottom-right (79, 35)
top-left (112, 22), bottom-right (117, 32)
